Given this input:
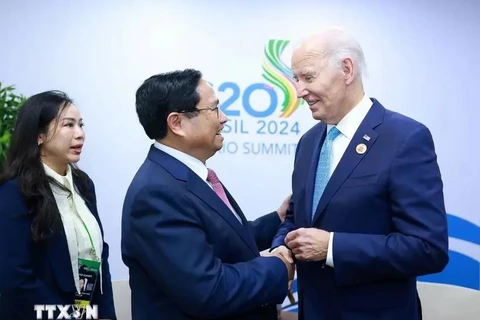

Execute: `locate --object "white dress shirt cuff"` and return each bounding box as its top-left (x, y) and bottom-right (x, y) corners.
top-left (326, 232), bottom-right (334, 268)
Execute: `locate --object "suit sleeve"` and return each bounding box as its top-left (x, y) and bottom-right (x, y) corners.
top-left (332, 125), bottom-right (449, 286)
top-left (0, 180), bottom-right (60, 316)
top-left (271, 200), bottom-right (296, 249)
top-left (271, 136), bottom-right (303, 249)
top-left (248, 211), bottom-right (281, 251)
top-left (87, 178), bottom-right (117, 320)
top-left (129, 185), bottom-right (289, 318)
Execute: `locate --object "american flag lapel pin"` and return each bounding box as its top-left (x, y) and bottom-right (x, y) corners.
top-left (363, 134), bottom-right (371, 141)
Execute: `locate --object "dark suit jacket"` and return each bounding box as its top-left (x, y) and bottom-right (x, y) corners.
top-left (121, 146), bottom-right (288, 320)
top-left (0, 174), bottom-right (116, 320)
top-left (272, 98), bottom-right (449, 320)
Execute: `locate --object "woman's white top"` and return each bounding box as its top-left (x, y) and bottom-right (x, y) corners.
top-left (43, 163), bottom-right (103, 294)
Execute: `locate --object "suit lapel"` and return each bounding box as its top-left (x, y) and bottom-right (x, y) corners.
top-left (186, 171), bottom-right (259, 255)
top-left (224, 187), bottom-right (259, 253)
top-left (148, 146), bottom-right (259, 255)
top-left (45, 176), bottom-right (104, 293)
top-left (45, 187), bottom-right (75, 292)
top-left (311, 100), bottom-right (385, 225)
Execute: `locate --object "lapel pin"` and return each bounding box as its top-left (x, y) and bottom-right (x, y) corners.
top-left (363, 134), bottom-right (371, 141)
top-left (356, 143), bottom-right (367, 155)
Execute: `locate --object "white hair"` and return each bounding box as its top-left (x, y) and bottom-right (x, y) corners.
top-left (310, 27), bottom-right (367, 79)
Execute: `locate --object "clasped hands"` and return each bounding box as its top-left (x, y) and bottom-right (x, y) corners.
top-left (283, 227), bottom-right (330, 262)
top-left (261, 249), bottom-right (295, 305)
top-left (262, 228), bottom-right (329, 296)
top-left (266, 227), bottom-right (331, 268)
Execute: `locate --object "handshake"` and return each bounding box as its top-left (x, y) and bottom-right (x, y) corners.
top-left (262, 246), bottom-right (295, 304)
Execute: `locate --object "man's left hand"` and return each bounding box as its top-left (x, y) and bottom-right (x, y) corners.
top-left (276, 194), bottom-right (292, 222)
top-left (285, 228), bottom-right (330, 261)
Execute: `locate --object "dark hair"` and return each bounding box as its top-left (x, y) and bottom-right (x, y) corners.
top-left (135, 68), bottom-right (203, 140)
top-left (0, 90), bottom-right (91, 241)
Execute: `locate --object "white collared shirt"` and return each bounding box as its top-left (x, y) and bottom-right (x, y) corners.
top-left (43, 163), bottom-right (103, 294)
top-left (153, 141), bottom-right (243, 223)
top-left (325, 95), bottom-right (373, 267)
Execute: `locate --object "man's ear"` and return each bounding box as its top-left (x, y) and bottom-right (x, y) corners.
top-left (166, 113), bottom-right (186, 137)
top-left (342, 57), bottom-right (355, 85)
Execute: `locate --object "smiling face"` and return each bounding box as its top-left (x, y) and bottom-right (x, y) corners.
top-left (38, 103), bottom-right (85, 174)
top-left (166, 79), bottom-right (228, 162)
top-left (184, 80), bottom-right (227, 154)
top-left (291, 46), bottom-right (349, 124)
top-left (290, 28), bottom-right (365, 125)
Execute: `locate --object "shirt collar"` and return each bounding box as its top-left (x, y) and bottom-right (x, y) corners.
top-left (153, 141), bottom-right (208, 182)
top-left (43, 162), bottom-right (74, 188)
top-left (327, 94), bottom-right (373, 140)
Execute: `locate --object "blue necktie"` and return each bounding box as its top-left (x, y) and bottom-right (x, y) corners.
top-left (312, 126), bottom-right (341, 218)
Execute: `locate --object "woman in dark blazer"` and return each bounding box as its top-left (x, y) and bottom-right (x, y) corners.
top-left (0, 91), bottom-right (116, 319)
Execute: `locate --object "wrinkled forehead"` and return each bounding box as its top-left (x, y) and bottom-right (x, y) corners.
top-left (291, 47), bottom-right (328, 75)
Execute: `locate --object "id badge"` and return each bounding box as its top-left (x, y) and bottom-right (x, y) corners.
top-left (74, 258), bottom-right (101, 308)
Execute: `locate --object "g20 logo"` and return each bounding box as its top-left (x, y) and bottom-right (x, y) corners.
top-left (216, 81), bottom-right (279, 118)
top-left (211, 81), bottom-right (301, 136)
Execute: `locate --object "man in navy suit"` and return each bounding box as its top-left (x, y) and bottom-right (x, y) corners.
top-left (271, 27), bottom-right (449, 320)
top-left (121, 69), bottom-right (294, 319)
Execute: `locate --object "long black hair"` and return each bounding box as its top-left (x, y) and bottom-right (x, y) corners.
top-left (0, 90), bottom-right (91, 241)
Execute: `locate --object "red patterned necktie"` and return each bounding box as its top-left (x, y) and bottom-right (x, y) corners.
top-left (207, 168), bottom-right (235, 213)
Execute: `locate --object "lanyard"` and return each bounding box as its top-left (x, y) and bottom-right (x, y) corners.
top-left (80, 219), bottom-right (100, 262)
top-left (63, 176), bottom-right (100, 262)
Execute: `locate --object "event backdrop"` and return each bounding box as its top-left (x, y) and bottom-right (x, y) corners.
top-left (1, 0), bottom-right (479, 316)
